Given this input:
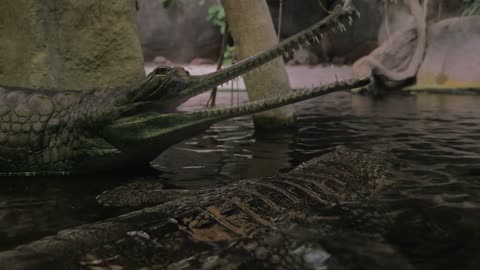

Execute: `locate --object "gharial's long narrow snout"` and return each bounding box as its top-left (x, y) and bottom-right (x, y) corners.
top-left (103, 76), bottom-right (370, 161)
top-left (179, 0), bottom-right (359, 101)
top-left (118, 0), bottom-right (359, 113)
top-left (99, 0), bottom-right (365, 168)
top-left (0, 1), bottom-right (364, 175)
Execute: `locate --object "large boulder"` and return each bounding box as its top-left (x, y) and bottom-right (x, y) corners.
top-left (136, 0), bottom-right (222, 62)
top-left (413, 16), bottom-right (480, 91)
top-left (378, 0), bottom-right (465, 43)
top-left (0, 0), bottom-right (145, 91)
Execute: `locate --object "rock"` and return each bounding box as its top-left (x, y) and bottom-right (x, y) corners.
top-left (352, 27), bottom-right (418, 86)
top-left (136, 0), bottom-right (222, 62)
top-left (424, 0), bottom-right (465, 23)
top-left (0, 0), bottom-right (145, 91)
top-left (378, 0), bottom-right (464, 44)
top-left (377, 0), bottom-right (416, 44)
top-left (413, 16), bottom-right (480, 91)
top-left (352, 0), bottom-right (428, 90)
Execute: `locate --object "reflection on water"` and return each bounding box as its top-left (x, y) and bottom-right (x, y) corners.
top-left (0, 177), bottom-right (131, 250)
top-left (1, 92), bottom-right (480, 268)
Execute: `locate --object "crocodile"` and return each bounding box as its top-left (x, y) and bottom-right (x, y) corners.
top-left (0, 146), bottom-right (413, 270)
top-left (0, 0), bottom-right (369, 175)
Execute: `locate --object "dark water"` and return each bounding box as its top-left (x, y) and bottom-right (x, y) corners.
top-left (1, 92), bottom-right (480, 268)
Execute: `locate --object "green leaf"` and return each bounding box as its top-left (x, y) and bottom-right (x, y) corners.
top-left (223, 45), bottom-right (235, 65)
top-left (206, 5), bottom-right (226, 33)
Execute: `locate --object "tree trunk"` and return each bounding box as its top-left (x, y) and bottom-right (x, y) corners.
top-left (0, 0), bottom-right (145, 91)
top-left (221, 0), bottom-right (295, 129)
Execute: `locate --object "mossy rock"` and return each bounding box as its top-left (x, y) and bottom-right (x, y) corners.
top-left (0, 0), bottom-right (145, 91)
top-left (411, 17), bottom-right (480, 92)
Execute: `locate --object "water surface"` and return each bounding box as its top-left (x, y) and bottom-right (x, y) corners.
top-left (1, 91), bottom-right (479, 268)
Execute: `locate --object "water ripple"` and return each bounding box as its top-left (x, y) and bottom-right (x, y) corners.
top-left (1, 92), bottom-right (480, 267)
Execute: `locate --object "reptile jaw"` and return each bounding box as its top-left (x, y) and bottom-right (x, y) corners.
top-left (105, 76), bottom-right (370, 151)
top-left (121, 0), bottom-right (359, 115)
top-left (176, 1), bottom-right (360, 101)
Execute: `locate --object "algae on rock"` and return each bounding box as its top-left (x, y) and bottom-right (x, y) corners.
top-left (0, 0), bottom-right (145, 91)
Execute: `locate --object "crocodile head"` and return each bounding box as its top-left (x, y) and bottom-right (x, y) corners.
top-left (118, 0), bottom-right (360, 113)
top-left (92, 0), bottom-right (367, 173)
top-left (0, 1), bottom-right (368, 175)
top-left (99, 77), bottom-right (369, 173)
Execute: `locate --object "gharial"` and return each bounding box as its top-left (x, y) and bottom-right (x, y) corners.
top-left (0, 147), bottom-right (412, 270)
top-left (0, 1), bottom-right (369, 175)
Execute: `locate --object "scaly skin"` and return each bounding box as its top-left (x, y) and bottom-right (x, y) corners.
top-left (0, 147), bottom-right (409, 270)
top-left (0, 0), bottom-right (367, 175)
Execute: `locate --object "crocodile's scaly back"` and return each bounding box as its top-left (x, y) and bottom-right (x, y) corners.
top-left (0, 86), bottom-right (94, 174)
top-left (0, 147), bottom-right (398, 269)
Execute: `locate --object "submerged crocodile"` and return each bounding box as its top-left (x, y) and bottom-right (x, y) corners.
top-left (0, 147), bottom-right (412, 270)
top-left (0, 1), bottom-right (368, 175)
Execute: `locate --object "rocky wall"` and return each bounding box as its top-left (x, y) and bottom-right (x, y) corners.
top-left (0, 0), bottom-right (145, 91)
top-left (136, 0), bottom-right (383, 64)
top-left (414, 16), bottom-right (480, 90)
top-left (136, 0), bottom-right (222, 62)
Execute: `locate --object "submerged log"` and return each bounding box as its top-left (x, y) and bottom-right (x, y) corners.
top-left (0, 147), bottom-right (410, 270)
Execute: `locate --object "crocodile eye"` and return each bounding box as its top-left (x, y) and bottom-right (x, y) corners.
top-left (153, 66), bottom-right (172, 76)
